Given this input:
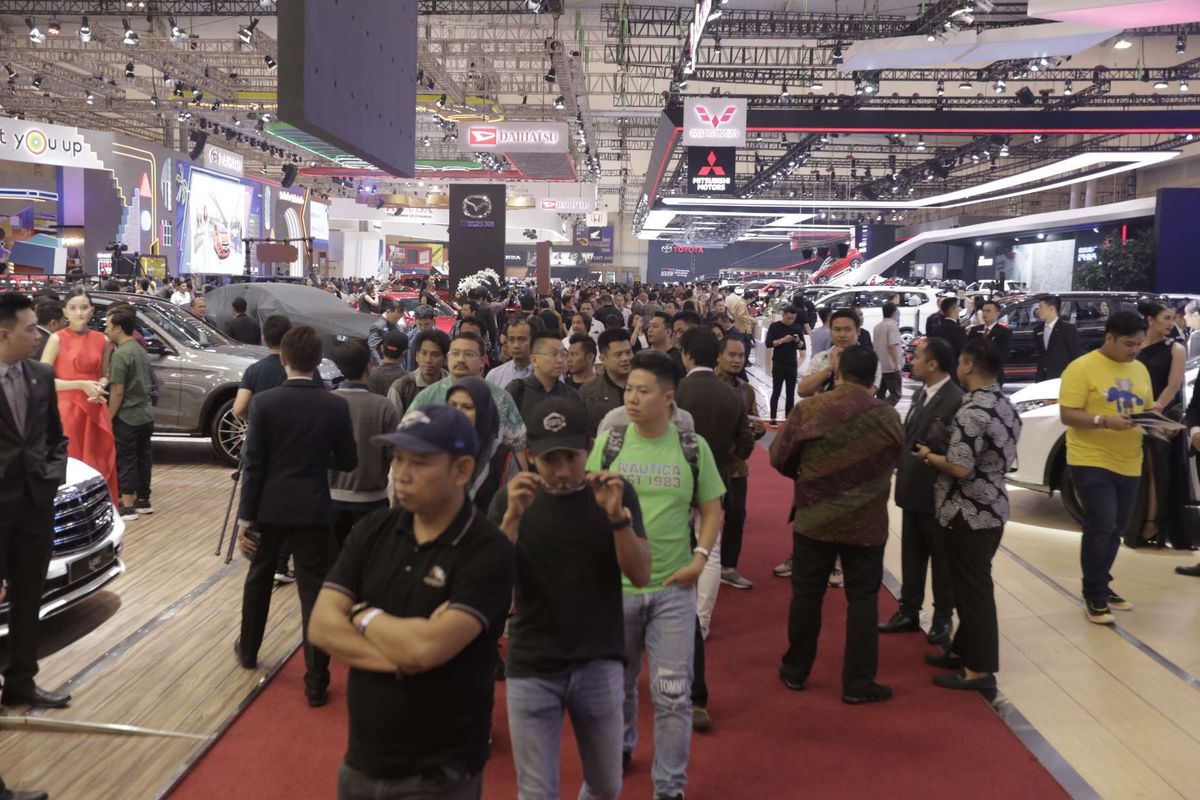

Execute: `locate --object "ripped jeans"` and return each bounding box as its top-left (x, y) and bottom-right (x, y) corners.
top-left (622, 585), bottom-right (697, 799)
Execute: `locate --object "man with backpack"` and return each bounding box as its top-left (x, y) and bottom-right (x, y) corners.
top-left (587, 349), bottom-right (725, 800)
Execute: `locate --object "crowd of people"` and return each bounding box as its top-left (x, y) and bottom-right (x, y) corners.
top-left (1, 270), bottom-right (1198, 800)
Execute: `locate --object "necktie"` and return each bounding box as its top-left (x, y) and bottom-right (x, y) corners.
top-left (3, 366), bottom-right (26, 435)
top-left (1044, 324), bottom-right (1052, 349)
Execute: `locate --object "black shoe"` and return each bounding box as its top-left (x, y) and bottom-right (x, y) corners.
top-left (135, 497), bottom-right (154, 514)
top-left (273, 569), bottom-right (296, 585)
top-left (1176, 563), bottom-right (1200, 577)
top-left (117, 504), bottom-right (139, 521)
top-left (5, 789), bottom-right (49, 800)
top-left (927, 619), bottom-right (953, 646)
top-left (924, 650), bottom-right (964, 670)
top-left (233, 638), bottom-right (257, 669)
top-left (842, 683), bottom-right (893, 705)
top-left (654, 795), bottom-right (684, 800)
top-left (778, 668), bottom-right (807, 692)
top-left (622, 750), bottom-right (632, 773)
top-left (1, 684), bottom-right (71, 709)
top-left (306, 686), bottom-right (328, 708)
top-left (933, 669), bottom-right (997, 691)
top-left (878, 611), bottom-right (921, 633)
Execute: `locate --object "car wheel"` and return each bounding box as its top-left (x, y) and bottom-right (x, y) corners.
top-left (899, 327), bottom-right (914, 347)
top-left (210, 398), bottom-right (245, 466)
top-left (1059, 464), bottom-right (1085, 524)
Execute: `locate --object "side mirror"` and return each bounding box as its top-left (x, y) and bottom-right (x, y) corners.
top-left (146, 339), bottom-right (169, 356)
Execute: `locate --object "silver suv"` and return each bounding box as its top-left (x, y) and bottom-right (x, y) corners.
top-left (88, 292), bottom-right (339, 465)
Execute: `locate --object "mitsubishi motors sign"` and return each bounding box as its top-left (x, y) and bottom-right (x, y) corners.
top-left (682, 98), bottom-right (747, 147)
top-left (465, 122), bottom-right (569, 153)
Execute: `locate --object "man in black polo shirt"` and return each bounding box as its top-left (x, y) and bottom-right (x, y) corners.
top-left (489, 396), bottom-right (650, 800)
top-left (309, 404), bottom-right (515, 800)
top-left (505, 330), bottom-right (580, 417)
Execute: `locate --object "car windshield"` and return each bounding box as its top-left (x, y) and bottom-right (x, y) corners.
top-left (138, 301), bottom-right (234, 349)
top-left (391, 296), bottom-right (455, 317)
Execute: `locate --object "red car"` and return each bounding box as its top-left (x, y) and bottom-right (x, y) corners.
top-left (810, 249), bottom-right (863, 283)
top-left (382, 291), bottom-right (457, 333)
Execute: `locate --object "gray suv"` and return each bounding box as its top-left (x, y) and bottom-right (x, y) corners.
top-left (87, 292), bottom-right (339, 465)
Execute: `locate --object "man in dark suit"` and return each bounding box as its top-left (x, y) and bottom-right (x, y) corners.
top-left (1178, 389), bottom-right (1200, 577)
top-left (967, 300), bottom-right (1012, 384)
top-left (32, 300), bottom-right (65, 361)
top-left (1033, 295), bottom-right (1082, 381)
top-left (879, 337), bottom-right (963, 646)
top-left (928, 297), bottom-right (967, 358)
top-left (675, 325), bottom-right (754, 731)
top-left (0, 292), bottom-right (71, 709)
top-left (235, 325), bottom-right (357, 706)
top-left (222, 296), bottom-right (261, 345)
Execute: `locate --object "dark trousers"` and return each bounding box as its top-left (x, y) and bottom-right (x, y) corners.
top-left (782, 532), bottom-right (884, 692)
top-left (332, 500), bottom-right (389, 551)
top-left (1072, 466), bottom-right (1140, 602)
top-left (720, 476), bottom-right (749, 569)
top-left (875, 372), bottom-right (902, 406)
top-left (0, 497), bottom-right (54, 693)
top-left (770, 365), bottom-right (797, 421)
top-left (944, 514), bottom-right (1003, 673)
top-left (240, 522), bottom-right (333, 689)
top-left (112, 418), bottom-right (153, 500)
top-left (898, 510), bottom-right (955, 624)
top-left (691, 615), bottom-right (708, 707)
top-left (338, 761), bottom-right (481, 800)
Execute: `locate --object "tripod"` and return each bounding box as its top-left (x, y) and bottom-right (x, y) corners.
top-left (215, 463), bottom-right (242, 564)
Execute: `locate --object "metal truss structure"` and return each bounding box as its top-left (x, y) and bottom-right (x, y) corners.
top-left (0, 0), bottom-right (538, 16)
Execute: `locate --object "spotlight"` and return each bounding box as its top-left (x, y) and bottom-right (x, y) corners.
top-left (85, 89), bottom-right (94, 105)
top-left (238, 18), bottom-right (259, 44)
top-left (544, 66), bottom-right (556, 84)
top-left (192, 86), bottom-right (202, 99)
top-left (78, 16), bottom-right (92, 42)
top-left (936, 79), bottom-right (944, 96)
top-left (26, 18), bottom-right (45, 44)
top-left (916, 136), bottom-right (926, 151)
top-left (780, 83), bottom-right (790, 99)
top-left (1015, 86), bottom-right (1035, 105)
top-left (1063, 80), bottom-right (1073, 96)
top-left (1182, 79), bottom-right (1190, 92)
top-left (48, 20), bottom-right (61, 35)
top-left (31, 74), bottom-right (42, 89)
top-left (811, 78), bottom-right (824, 92)
top-left (993, 78), bottom-right (1006, 94)
top-left (125, 62), bottom-right (135, 78)
top-left (832, 44), bottom-right (843, 65)
top-left (1113, 36), bottom-right (1132, 49)
top-left (122, 18), bottom-right (139, 46)
top-left (553, 95), bottom-right (565, 109)
top-left (959, 80), bottom-right (972, 90)
top-left (1032, 133), bottom-right (1043, 143)
top-left (264, 54), bottom-right (277, 70)
top-left (436, 93), bottom-right (446, 108)
top-left (1177, 34), bottom-right (1187, 54)
top-left (149, 93), bottom-right (158, 107)
top-left (999, 142), bottom-right (1010, 156)
top-left (1141, 68), bottom-right (1151, 83)
top-left (169, 17), bottom-right (186, 43)
top-left (1154, 76), bottom-right (1169, 90)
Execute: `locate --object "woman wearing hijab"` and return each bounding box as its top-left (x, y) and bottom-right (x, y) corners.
top-left (446, 376), bottom-right (514, 512)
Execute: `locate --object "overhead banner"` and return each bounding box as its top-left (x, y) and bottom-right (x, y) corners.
top-left (682, 98), bottom-right (747, 147)
top-left (449, 184), bottom-right (506, 294)
top-left (686, 147), bottom-right (736, 194)
top-left (464, 122), bottom-right (569, 153)
top-left (0, 117), bottom-right (107, 170)
top-left (538, 196), bottom-right (595, 212)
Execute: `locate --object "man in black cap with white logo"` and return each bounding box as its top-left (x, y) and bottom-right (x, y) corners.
top-left (309, 404), bottom-right (515, 800)
top-left (489, 396), bottom-right (651, 799)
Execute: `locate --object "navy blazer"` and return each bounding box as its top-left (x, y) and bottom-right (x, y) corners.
top-left (0, 358), bottom-right (68, 512)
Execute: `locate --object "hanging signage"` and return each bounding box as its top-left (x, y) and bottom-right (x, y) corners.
top-left (279, 189), bottom-right (306, 204)
top-left (687, 0), bottom-right (714, 60)
top-left (464, 122), bottom-right (569, 153)
top-left (682, 98), bottom-right (747, 147)
top-left (449, 184), bottom-right (506, 293)
top-left (202, 144), bottom-right (244, 176)
top-left (539, 197), bottom-right (595, 212)
top-left (686, 146), bottom-right (736, 194)
top-left (0, 117), bottom-right (105, 169)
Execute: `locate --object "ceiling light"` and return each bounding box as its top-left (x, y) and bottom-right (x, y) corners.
top-left (122, 18), bottom-right (139, 46)
top-left (435, 93), bottom-right (446, 108)
top-left (544, 66), bottom-right (556, 84)
top-left (832, 44), bottom-right (843, 65)
top-left (959, 80), bottom-right (972, 91)
top-left (48, 20), bottom-right (61, 35)
top-left (169, 17), bottom-right (186, 43)
top-left (1182, 79), bottom-right (1190, 92)
top-left (1154, 77), bottom-right (1169, 89)
top-left (780, 83), bottom-right (790, 99)
top-left (79, 16), bottom-right (92, 42)
top-left (149, 93), bottom-right (158, 107)
top-left (1177, 34), bottom-right (1187, 54)
top-left (26, 18), bottom-right (45, 44)
top-left (1113, 36), bottom-right (1132, 50)
top-left (936, 79), bottom-right (945, 96)
top-left (31, 74), bottom-right (42, 89)
top-left (811, 78), bottom-right (824, 92)
top-left (238, 18), bottom-right (259, 44)
top-left (993, 78), bottom-right (1006, 94)
top-left (264, 54), bottom-right (277, 70)
top-left (999, 142), bottom-right (1010, 156)
top-left (916, 136), bottom-right (926, 151)
top-left (553, 95), bottom-right (565, 109)
top-left (975, 240), bottom-right (983, 246)
top-left (1032, 133), bottom-right (1043, 143)
top-left (123, 62), bottom-right (135, 78)
top-left (1063, 80), bottom-right (1073, 96)
top-left (1037, 232), bottom-right (1045, 239)
top-left (85, 90), bottom-right (94, 105)
top-left (677, 77), bottom-right (689, 90)
top-left (708, 6), bottom-right (722, 20)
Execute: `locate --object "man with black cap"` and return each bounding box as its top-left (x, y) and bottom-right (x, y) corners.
top-left (368, 330), bottom-right (409, 397)
top-left (310, 404), bottom-right (515, 800)
top-left (489, 396), bottom-right (651, 800)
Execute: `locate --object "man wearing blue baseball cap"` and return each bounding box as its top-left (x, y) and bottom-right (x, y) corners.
top-left (309, 404), bottom-right (515, 800)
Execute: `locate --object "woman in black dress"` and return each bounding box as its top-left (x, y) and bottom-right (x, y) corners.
top-left (1135, 300), bottom-right (1188, 548)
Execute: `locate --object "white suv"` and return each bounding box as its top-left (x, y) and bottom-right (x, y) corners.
top-left (817, 286), bottom-right (941, 345)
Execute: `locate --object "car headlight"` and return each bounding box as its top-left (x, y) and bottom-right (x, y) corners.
top-left (1015, 398), bottom-right (1058, 415)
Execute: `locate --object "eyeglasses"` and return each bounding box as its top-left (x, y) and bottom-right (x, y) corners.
top-left (534, 349), bottom-right (567, 360)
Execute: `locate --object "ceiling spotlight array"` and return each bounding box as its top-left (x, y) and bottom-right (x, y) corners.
top-left (26, 18), bottom-right (45, 44)
top-left (238, 18), bottom-right (260, 45)
top-left (122, 18), bottom-right (139, 46)
top-left (78, 16), bottom-right (91, 42)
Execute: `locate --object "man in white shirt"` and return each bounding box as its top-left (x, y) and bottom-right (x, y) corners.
top-left (872, 301), bottom-right (903, 406)
top-left (485, 317), bottom-right (534, 388)
top-left (799, 309), bottom-right (882, 398)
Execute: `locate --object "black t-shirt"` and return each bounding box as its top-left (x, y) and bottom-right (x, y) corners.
top-left (487, 483), bottom-right (645, 677)
top-left (766, 320), bottom-right (806, 366)
top-left (239, 353), bottom-right (323, 393)
top-left (323, 501), bottom-right (515, 780)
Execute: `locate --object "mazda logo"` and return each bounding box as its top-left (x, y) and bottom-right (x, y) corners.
top-left (462, 195), bottom-right (493, 219)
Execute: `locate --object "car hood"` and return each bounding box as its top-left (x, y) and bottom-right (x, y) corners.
top-left (1010, 379), bottom-right (1062, 404)
top-left (64, 456), bottom-right (101, 489)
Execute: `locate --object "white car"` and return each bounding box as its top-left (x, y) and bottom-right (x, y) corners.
top-left (0, 458), bottom-right (127, 637)
top-left (817, 286), bottom-right (942, 345)
top-left (1007, 365), bottom-right (1200, 523)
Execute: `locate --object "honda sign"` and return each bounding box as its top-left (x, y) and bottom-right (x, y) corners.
top-left (464, 122), bottom-right (569, 153)
top-left (682, 98), bottom-right (747, 147)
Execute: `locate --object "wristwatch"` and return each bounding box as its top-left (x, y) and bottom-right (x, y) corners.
top-left (1093, 414), bottom-right (1104, 428)
top-left (347, 600), bottom-right (371, 622)
top-left (608, 513), bottom-right (633, 530)
top-left (694, 546), bottom-right (711, 559)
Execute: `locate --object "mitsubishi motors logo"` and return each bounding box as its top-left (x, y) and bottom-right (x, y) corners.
top-left (469, 127), bottom-right (498, 147)
top-left (694, 106), bottom-right (738, 129)
top-left (697, 151), bottom-right (726, 176)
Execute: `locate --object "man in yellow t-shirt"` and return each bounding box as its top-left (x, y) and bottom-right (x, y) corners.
top-left (1058, 310), bottom-right (1151, 626)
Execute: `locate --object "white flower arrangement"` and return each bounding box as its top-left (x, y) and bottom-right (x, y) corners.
top-left (457, 268), bottom-right (502, 295)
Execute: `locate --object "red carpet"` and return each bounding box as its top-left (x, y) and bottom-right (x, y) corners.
top-left (170, 449), bottom-right (1067, 800)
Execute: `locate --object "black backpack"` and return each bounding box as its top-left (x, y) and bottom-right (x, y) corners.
top-left (600, 424), bottom-right (701, 508)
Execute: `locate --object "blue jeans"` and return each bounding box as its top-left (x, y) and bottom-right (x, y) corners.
top-left (622, 585), bottom-right (696, 799)
top-left (1072, 466), bottom-right (1141, 602)
top-left (506, 660), bottom-right (624, 800)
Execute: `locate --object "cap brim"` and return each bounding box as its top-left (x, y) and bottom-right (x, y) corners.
top-left (527, 435), bottom-right (589, 457)
top-left (371, 431), bottom-right (458, 454)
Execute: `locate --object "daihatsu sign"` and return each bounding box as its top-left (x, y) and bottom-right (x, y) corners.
top-left (465, 122), bottom-right (569, 153)
top-left (682, 98), bottom-right (747, 147)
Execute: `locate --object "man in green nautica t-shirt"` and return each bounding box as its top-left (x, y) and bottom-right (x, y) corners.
top-left (587, 349), bottom-right (724, 800)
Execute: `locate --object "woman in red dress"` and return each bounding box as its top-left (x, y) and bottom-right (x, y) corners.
top-left (41, 287), bottom-right (117, 500)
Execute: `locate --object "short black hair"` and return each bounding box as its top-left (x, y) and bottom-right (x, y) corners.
top-left (650, 310), bottom-right (673, 326)
top-left (380, 298), bottom-right (398, 314)
top-left (631, 348), bottom-right (680, 390)
top-left (829, 308), bottom-right (861, 329)
top-left (331, 339), bottom-right (370, 381)
top-left (451, 330), bottom-right (485, 357)
top-left (719, 334), bottom-right (746, 355)
top-left (568, 332), bottom-right (597, 358)
top-left (0, 291), bottom-right (33, 329)
top-left (981, 300), bottom-right (1002, 313)
top-left (961, 337), bottom-right (1001, 377)
top-left (838, 345), bottom-right (878, 387)
top-left (597, 327), bottom-right (629, 353)
top-left (458, 317), bottom-right (483, 334)
top-left (572, 311), bottom-right (592, 328)
top-left (817, 307), bottom-right (830, 323)
top-left (1039, 294), bottom-right (1062, 312)
top-left (1106, 310), bottom-right (1149, 338)
top-left (881, 301), bottom-right (898, 319)
top-left (673, 309), bottom-right (703, 329)
top-left (939, 296), bottom-right (959, 315)
top-left (35, 300), bottom-right (64, 326)
top-left (280, 325), bottom-right (323, 373)
top-left (107, 308), bottom-right (137, 335)
top-left (262, 314), bottom-right (292, 348)
top-left (232, 296), bottom-right (248, 313)
top-left (531, 329), bottom-right (563, 351)
top-left (412, 328), bottom-right (450, 356)
top-left (679, 325), bottom-right (720, 368)
top-left (506, 317), bottom-right (533, 336)
top-left (782, 305), bottom-right (800, 316)
top-left (1137, 299), bottom-right (1168, 320)
top-left (921, 336), bottom-right (956, 374)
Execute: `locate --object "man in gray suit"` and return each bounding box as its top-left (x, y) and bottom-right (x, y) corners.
top-left (879, 336), bottom-right (963, 647)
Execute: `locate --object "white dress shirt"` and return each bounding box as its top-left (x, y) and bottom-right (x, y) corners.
top-left (485, 359), bottom-right (533, 388)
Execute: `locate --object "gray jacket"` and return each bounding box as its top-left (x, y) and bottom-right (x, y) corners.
top-left (329, 385), bottom-right (401, 505)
